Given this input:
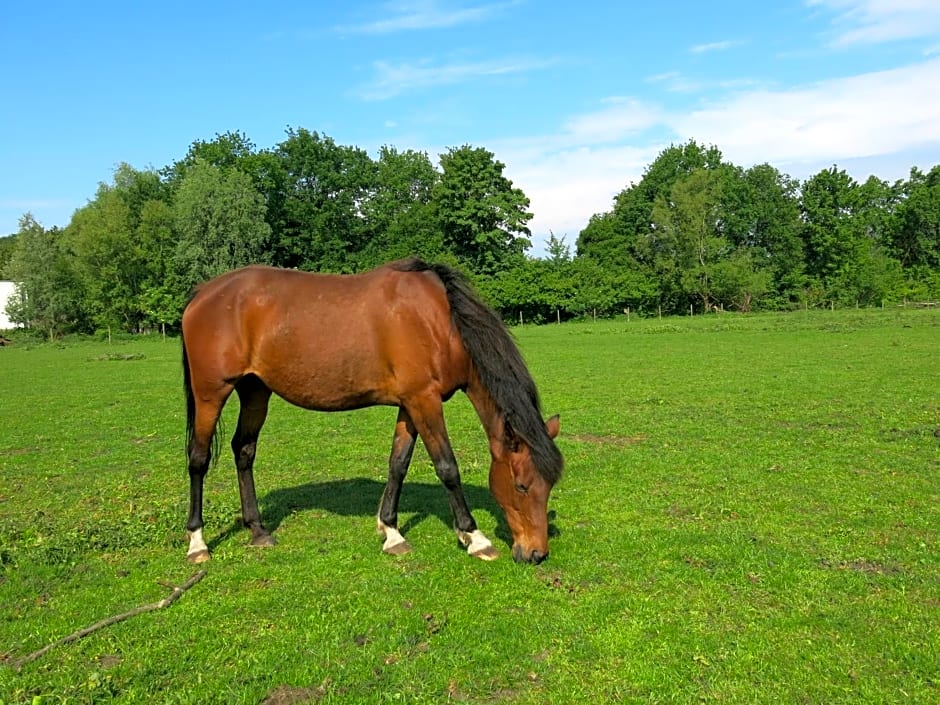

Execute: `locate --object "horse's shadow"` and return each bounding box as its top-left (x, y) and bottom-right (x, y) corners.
top-left (209, 477), bottom-right (559, 552)
top-left (273, 478), bottom-right (514, 547)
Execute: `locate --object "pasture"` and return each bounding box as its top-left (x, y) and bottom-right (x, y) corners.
top-left (1, 309), bottom-right (938, 704)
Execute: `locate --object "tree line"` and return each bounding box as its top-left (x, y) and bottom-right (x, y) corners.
top-left (1, 130), bottom-right (938, 339)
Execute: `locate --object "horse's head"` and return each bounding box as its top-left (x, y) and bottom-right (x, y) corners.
top-left (488, 415), bottom-right (561, 564)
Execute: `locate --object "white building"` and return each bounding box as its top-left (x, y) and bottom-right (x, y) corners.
top-left (0, 280), bottom-right (17, 329)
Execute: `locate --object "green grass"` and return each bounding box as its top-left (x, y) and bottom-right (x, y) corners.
top-left (1, 309), bottom-right (938, 704)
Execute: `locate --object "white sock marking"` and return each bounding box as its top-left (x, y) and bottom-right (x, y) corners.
top-left (458, 529), bottom-right (494, 556)
top-left (377, 518), bottom-right (409, 553)
top-left (187, 528), bottom-right (208, 558)
top-left (381, 527), bottom-right (408, 553)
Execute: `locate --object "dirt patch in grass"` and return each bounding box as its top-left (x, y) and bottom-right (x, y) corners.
top-left (260, 684), bottom-right (329, 705)
top-left (818, 558), bottom-right (902, 575)
top-left (568, 433), bottom-right (646, 447)
top-left (0, 447), bottom-right (38, 457)
top-left (90, 352), bottom-right (146, 362)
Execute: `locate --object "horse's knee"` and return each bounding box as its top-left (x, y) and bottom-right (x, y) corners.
top-left (188, 446), bottom-right (211, 475)
top-left (387, 458), bottom-right (408, 485)
top-left (433, 457), bottom-right (460, 488)
top-left (232, 438), bottom-right (257, 469)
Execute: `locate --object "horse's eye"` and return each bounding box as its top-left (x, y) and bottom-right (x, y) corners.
top-left (514, 482), bottom-right (529, 495)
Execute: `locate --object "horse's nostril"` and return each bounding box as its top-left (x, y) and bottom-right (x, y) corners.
top-left (512, 545), bottom-right (549, 564)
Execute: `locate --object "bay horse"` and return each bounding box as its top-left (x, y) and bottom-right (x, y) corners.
top-left (181, 259), bottom-right (563, 565)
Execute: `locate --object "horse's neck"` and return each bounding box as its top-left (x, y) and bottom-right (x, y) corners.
top-left (465, 372), bottom-right (507, 457)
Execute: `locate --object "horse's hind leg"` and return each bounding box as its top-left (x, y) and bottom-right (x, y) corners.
top-left (187, 395), bottom-right (230, 563)
top-left (377, 408), bottom-right (417, 555)
top-left (233, 375), bottom-right (274, 547)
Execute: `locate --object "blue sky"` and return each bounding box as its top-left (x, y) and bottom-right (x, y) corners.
top-left (2, 0), bottom-right (940, 254)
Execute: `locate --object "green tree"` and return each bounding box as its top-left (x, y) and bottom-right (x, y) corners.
top-left (799, 167), bottom-right (861, 300)
top-left (273, 128), bottom-right (374, 271)
top-left (479, 258), bottom-right (563, 324)
top-left (545, 232), bottom-right (571, 265)
top-left (66, 165), bottom-right (177, 333)
top-left (722, 163), bottom-right (804, 306)
top-left (576, 211), bottom-right (626, 264)
top-left (137, 198), bottom-right (183, 331)
top-left (577, 140), bottom-right (724, 266)
top-left (433, 145), bottom-right (532, 274)
top-left (649, 168), bottom-right (733, 311)
top-left (0, 234), bottom-right (17, 276)
top-left (567, 257), bottom-right (655, 318)
top-left (165, 131), bottom-right (259, 180)
top-left (172, 159), bottom-right (272, 290)
top-left (800, 167), bottom-right (907, 306)
top-left (165, 132), bottom-right (287, 267)
top-left (359, 146), bottom-right (442, 267)
top-left (892, 166), bottom-right (940, 270)
top-left (5, 215), bottom-right (86, 339)
top-left (709, 250), bottom-right (772, 312)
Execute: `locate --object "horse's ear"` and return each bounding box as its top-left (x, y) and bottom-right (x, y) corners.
top-left (545, 414), bottom-right (560, 439)
top-left (504, 422), bottom-right (521, 452)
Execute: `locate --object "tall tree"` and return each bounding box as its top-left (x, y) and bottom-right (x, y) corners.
top-left (167, 131), bottom-right (259, 176)
top-left (5, 215), bottom-right (85, 339)
top-left (67, 165), bottom-right (176, 332)
top-left (0, 234), bottom-right (17, 276)
top-left (433, 145), bottom-right (532, 274)
top-left (172, 159), bottom-right (272, 290)
top-left (722, 163), bottom-right (804, 306)
top-left (799, 167), bottom-right (906, 305)
top-left (800, 167), bottom-right (861, 289)
top-left (359, 146), bottom-right (442, 267)
top-left (136, 198), bottom-right (182, 330)
top-left (68, 184), bottom-right (142, 332)
top-left (648, 168), bottom-right (733, 311)
top-left (577, 140), bottom-right (724, 267)
top-left (273, 128), bottom-right (374, 271)
top-left (892, 166), bottom-right (940, 270)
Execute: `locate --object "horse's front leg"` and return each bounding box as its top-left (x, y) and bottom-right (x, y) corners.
top-left (407, 398), bottom-right (499, 561)
top-left (377, 408), bottom-right (417, 555)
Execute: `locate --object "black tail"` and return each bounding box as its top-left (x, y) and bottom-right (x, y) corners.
top-left (182, 335), bottom-right (196, 456)
top-left (395, 259), bottom-right (563, 484)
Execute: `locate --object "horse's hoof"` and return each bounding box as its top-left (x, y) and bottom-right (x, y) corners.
top-left (187, 549), bottom-right (211, 564)
top-left (457, 529), bottom-right (498, 560)
top-left (383, 539), bottom-right (413, 556)
top-left (469, 545), bottom-right (500, 561)
top-left (250, 534), bottom-right (276, 548)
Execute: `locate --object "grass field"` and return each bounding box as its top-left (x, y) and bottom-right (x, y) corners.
top-left (0, 309), bottom-right (938, 704)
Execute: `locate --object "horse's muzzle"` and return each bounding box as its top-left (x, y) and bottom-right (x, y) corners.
top-left (512, 544), bottom-right (548, 564)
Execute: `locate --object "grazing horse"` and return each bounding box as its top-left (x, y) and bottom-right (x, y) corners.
top-left (180, 259), bottom-right (563, 564)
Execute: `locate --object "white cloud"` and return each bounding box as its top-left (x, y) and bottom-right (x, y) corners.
top-left (503, 144), bottom-right (659, 249)
top-left (561, 98), bottom-right (663, 144)
top-left (337, 0), bottom-right (518, 34)
top-left (807, 0), bottom-right (940, 46)
top-left (496, 57), bottom-right (940, 250)
top-left (669, 57), bottom-right (940, 168)
top-left (644, 70), bottom-right (704, 93)
top-left (357, 56), bottom-right (556, 100)
top-left (690, 39), bottom-right (742, 54)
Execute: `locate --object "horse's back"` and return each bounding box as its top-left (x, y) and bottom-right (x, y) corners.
top-left (182, 263), bottom-right (467, 410)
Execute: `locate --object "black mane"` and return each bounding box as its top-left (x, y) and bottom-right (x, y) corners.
top-left (395, 259), bottom-right (563, 484)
